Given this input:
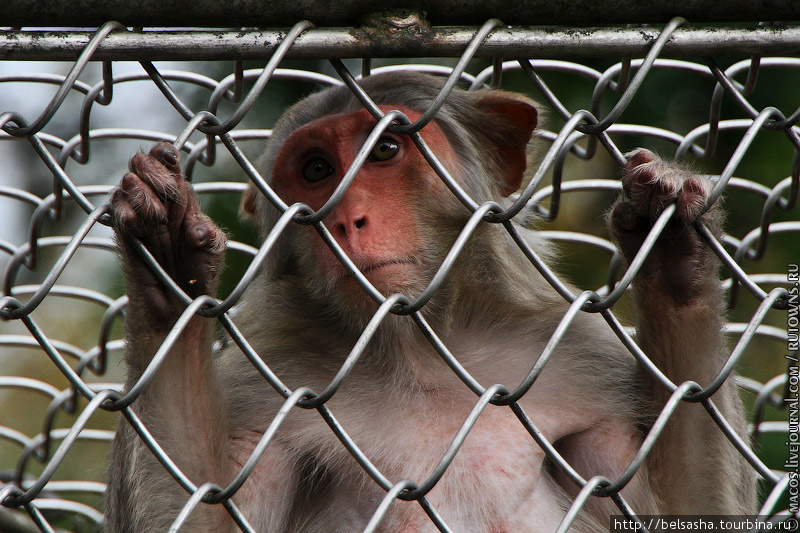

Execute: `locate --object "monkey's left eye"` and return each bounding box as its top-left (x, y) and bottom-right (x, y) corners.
top-left (369, 138), bottom-right (399, 162)
top-left (303, 158), bottom-right (335, 182)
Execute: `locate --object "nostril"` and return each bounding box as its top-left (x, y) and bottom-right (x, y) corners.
top-left (354, 217), bottom-right (366, 230)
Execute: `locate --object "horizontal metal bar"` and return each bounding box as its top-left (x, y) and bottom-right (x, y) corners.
top-left (2, 0), bottom-right (799, 27)
top-left (2, 24), bottom-right (800, 61)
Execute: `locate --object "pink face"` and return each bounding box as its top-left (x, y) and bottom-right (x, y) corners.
top-left (272, 105), bottom-right (456, 294)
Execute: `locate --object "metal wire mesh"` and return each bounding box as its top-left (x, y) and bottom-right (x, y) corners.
top-left (0, 18), bottom-right (798, 532)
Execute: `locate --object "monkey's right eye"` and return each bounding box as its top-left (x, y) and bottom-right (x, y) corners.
top-left (302, 158), bottom-right (335, 182)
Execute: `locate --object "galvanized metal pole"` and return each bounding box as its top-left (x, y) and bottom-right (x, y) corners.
top-left (2, 25), bottom-right (800, 61)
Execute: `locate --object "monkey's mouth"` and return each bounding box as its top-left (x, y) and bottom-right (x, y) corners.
top-left (359, 258), bottom-right (418, 275)
top-left (329, 258), bottom-right (421, 290)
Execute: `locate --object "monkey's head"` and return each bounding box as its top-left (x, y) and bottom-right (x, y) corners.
top-left (243, 71), bottom-right (538, 317)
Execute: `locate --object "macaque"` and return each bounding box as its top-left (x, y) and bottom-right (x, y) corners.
top-left (106, 71), bottom-right (754, 532)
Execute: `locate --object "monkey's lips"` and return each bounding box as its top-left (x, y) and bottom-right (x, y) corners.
top-left (360, 259), bottom-right (417, 275)
top-left (333, 258), bottom-right (422, 291)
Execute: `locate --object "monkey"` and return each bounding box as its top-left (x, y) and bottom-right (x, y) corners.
top-left (105, 71), bottom-right (755, 532)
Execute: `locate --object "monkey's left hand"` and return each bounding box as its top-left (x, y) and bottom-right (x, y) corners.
top-left (609, 149), bottom-right (723, 303)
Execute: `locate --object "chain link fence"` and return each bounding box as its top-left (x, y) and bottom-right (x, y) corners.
top-left (0, 14), bottom-right (798, 533)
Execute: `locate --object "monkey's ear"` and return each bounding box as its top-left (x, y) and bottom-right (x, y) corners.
top-left (474, 92), bottom-right (538, 196)
top-left (241, 184), bottom-right (258, 217)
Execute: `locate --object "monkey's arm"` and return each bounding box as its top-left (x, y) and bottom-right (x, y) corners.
top-left (106, 143), bottom-right (234, 530)
top-left (609, 150), bottom-right (754, 512)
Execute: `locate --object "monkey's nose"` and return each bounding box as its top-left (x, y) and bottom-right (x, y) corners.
top-left (334, 215), bottom-right (368, 240)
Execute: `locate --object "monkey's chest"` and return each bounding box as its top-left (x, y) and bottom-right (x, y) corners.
top-left (285, 394), bottom-right (565, 532)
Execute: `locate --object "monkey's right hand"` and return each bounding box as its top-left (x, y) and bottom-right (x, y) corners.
top-left (110, 142), bottom-right (226, 329)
